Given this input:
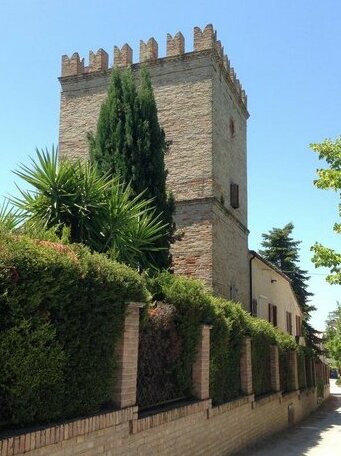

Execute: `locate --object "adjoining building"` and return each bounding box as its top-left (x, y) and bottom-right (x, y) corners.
top-left (249, 250), bottom-right (304, 341)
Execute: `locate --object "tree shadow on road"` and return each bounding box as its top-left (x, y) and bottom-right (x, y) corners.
top-left (234, 388), bottom-right (341, 456)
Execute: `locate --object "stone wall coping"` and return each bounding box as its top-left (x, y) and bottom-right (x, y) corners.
top-left (0, 406), bottom-right (137, 456)
top-left (281, 389), bottom-right (301, 401)
top-left (300, 386), bottom-right (316, 396)
top-left (253, 392), bottom-right (282, 408)
top-left (131, 399), bottom-right (212, 434)
top-left (127, 301), bottom-right (144, 309)
top-left (208, 394), bottom-right (253, 418)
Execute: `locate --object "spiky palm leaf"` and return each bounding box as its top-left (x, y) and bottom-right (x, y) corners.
top-left (11, 148), bottom-right (167, 269)
top-left (0, 199), bottom-right (21, 231)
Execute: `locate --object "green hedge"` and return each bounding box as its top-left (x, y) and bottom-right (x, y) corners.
top-left (0, 230), bottom-right (147, 429)
top-left (149, 272), bottom-right (297, 405)
top-left (1, 229), bottom-right (315, 428)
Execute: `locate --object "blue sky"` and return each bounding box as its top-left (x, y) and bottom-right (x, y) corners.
top-left (0, 0), bottom-right (340, 330)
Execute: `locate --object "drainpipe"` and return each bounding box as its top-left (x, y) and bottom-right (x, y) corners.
top-left (249, 251), bottom-right (256, 314)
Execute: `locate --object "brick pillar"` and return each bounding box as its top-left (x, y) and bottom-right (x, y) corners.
top-left (240, 338), bottom-right (253, 395)
top-left (113, 302), bottom-right (143, 408)
top-left (192, 325), bottom-right (212, 400)
top-left (270, 345), bottom-right (281, 392)
top-left (288, 351), bottom-right (299, 391)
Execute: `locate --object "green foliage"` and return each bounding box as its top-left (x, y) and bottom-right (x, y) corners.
top-left (259, 223), bottom-right (318, 350)
top-left (150, 272), bottom-right (297, 404)
top-left (0, 200), bottom-right (21, 231)
top-left (89, 67), bottom-right (175, 270)
top-left (10, 149), bottom-right (166, 270)
top-left (325, 303), bottom-right (341, 372)
top-left (0, 230), bottom-right (148, 428)
top-left (311, 244), bottom-right (341, 285)
top-left (0, 321), bottom-right (66, 426)
top-left (310, 136), bottom-right (341, 284)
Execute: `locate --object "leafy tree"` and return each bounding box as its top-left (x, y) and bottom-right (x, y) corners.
top-left (89, 67), bottom-right (174, 270)
top-left (10, 148), bottom-right (166, 270)
top-left (259, 223), bottom-right (318, 348)
top-left (310, 136), bottom-right (341, 285)
top-left (325, 303), bottom-right (341, 373)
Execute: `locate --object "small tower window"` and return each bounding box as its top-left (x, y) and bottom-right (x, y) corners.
top-left (252, 299), bottom-right (258, 317)
top-left (229, 117), bottom-right (235, 137)
top-left (230, 183), bottom-right (239, 209)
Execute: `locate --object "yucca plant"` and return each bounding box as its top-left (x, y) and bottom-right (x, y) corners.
top-left (10, 148), bottom-right (167, 269)
top-left (0, 200), bottom-right (21, 231)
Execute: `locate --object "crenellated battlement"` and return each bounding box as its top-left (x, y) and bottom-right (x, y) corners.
top-left (61, 24), bottom-right (247, 108)
top-left (193, 24), bottom-right (216, 51)
top-left (167, 32), bottom-right (185, 57)
top-left (114, 44), bottom-right (133, 67)
top-left (140, 38), bottom-right (158, 62)
top-left (61, 53), bottom-right (84, 77)
top-left (87, 49), bottom-right (108, 73)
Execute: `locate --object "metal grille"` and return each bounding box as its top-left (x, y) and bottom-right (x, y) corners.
top-left (280, 351), bottom-right (289, 393)
top-left (252, 342), bottom-right (272, 396)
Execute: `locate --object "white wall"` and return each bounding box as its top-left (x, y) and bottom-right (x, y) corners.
top-left (251, 256), bottom-right (303, 336)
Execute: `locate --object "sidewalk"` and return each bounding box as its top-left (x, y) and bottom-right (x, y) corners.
top-left (235, 380), bottom-right (341, 456)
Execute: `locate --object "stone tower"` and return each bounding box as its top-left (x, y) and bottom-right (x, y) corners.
top-left (58, 24), bottom-right (250, 308)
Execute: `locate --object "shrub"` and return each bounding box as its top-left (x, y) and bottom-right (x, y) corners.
top-left (0, 321), bottom-right (65, 426)
top-left (0, 229), bottom-right (148, 428)
top-left (149, 272), bottom-right (297, 405)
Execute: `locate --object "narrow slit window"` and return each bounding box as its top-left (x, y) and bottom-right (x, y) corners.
top-left (230, 183), bottom-right (239, 209)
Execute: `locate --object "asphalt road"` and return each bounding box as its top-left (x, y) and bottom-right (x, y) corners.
top-left (235, 380), bottom-right (341, 456)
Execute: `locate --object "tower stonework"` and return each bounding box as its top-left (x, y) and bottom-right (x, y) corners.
top-left (58, 24), bottom-right (250, 308)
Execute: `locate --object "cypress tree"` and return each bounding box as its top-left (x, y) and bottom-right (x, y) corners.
top-left (259, 223), bottom-right (319, 349)
top-left (89, 66), bottom-right (174, 270)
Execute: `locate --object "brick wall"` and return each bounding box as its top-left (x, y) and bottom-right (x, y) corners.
top-left (0, 386), bottom-right (327, 456)
top-left (0, 306), bottom-right (330, 456)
